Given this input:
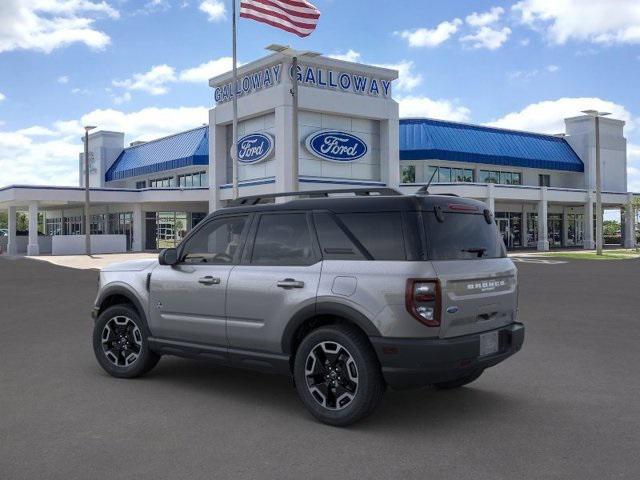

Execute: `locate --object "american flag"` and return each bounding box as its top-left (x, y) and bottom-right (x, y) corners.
top-left (240, 0), bottom-right (321, 38)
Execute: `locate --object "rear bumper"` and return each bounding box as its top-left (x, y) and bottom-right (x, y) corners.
top-left (369, 323), bottom-right (524, 390)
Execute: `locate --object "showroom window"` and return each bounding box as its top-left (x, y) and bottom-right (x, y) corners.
top-left (401, 165), bottom-right (416, 183)
top-left (427, 166), bottom-right (473, 183)
top-left (480, 170), bottom-right (522, 185)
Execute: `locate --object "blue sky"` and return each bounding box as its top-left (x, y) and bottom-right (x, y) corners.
top-left (1, 0), bottom-right (639, 193)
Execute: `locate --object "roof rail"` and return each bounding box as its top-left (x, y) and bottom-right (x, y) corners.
top-left (228, 187), bottom-right (402, 207)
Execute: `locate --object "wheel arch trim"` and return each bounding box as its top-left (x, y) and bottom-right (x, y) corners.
top-left (281, 301), bottom-right (381, 354)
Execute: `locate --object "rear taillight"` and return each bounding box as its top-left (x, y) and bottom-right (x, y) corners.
top-left (405, 279), bottom-right (441, 327)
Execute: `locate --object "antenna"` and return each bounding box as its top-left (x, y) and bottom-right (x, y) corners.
top-left (416, 168), bottom-right (438, 195)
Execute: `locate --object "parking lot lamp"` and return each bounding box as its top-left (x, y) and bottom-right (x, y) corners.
top-left (582, 110), bottom-right (610, 256)
top-left (266, 44), bottom-right (321, 192)
top-left (83, 125), bottom-right (96, 255)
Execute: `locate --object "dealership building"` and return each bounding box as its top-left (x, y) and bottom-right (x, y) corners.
top-left (0, 52), bottom-right (637, 255)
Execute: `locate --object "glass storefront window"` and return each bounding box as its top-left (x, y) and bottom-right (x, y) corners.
top-left (495, 212), bottom-right (523, 249)
top-left (480, 170), bottom-right (521, 185)
top-left (480, 170), bottom-right (499, 183)
top-left (526, 213), bottom-right (538, 247)
top-left (547, 214), bottom-right (563, 247)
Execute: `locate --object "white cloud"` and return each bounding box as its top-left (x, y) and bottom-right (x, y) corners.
top-left (513, 0), bottom-right (640, 45)
top-left (0, 106), bottom-right (209, 187)
top-left (328, 50), bottom-right (362, 63)
top-left (461, 26), bottom-right (511, 50)
top-left (199, 0), bottom-right (226, 22)
top-left (113, 64), bottom-right (177, 95)
top-left (0, 92), bottom-right (5, 102)
top-left (373, 60), bottom-right (422, 93)
top-left (466, 6), bottom-right (504, 27)
top-left (546, 64), bottom-right (560, 72)
top-left (396, 19), bottom-right (463, 48)
top-left (520, 38), bottom-right (531, 46)
top-left (508, 64), bottom-right (560, 81)
top-left (398, 96), bottom-right (471, 122)
top-left (113, 91), bottom-right (132, 105)
top-left (57, 75), bottom-right (69, 84)
top-left (486, 97), bottom-right (635, 134)
top-left (0, 0), bottom-right (119, 54)
top-left (179, 56), bottom-right (234, 82)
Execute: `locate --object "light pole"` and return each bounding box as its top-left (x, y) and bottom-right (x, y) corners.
top-left (83, 125), bottom-right (96, 255)
top-left (266, 44), bottom-right (320, 192)
top-left (582, 110), bottom-right (610, 255)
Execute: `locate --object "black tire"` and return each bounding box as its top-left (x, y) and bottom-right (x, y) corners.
top-left (433, 369), bottom-right (484, 390)
top-left (92, 304), bottom-right (160, 379)
top-left (294, 324), bottom-right (385, 427)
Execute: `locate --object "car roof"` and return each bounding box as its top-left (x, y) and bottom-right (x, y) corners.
top-left (215, 194), bottom-right (489, 216)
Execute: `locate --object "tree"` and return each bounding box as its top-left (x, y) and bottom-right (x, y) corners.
top-left (0, 211), bottom-right (6, 230)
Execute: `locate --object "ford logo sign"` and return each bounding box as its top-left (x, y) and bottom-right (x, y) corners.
top-left (233, 133), bottom-right (274, 164)
top-left (305, 130), bottom-right (368, 163)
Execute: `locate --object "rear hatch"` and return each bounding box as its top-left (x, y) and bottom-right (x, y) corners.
top-left (423, 203), bottom-right (518, 339)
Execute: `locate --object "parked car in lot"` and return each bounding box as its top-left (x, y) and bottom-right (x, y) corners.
top-left (91, 188), bottom-right (524, 426)
top-left (0, 229), bottom-right (7, 237)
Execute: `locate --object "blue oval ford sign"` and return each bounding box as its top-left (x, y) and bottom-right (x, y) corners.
top-left (305, 130), bottom-right (368, 162)
top-left (234, 133), bottom-right (274, 164)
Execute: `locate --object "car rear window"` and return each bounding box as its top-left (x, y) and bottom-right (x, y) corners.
top-left (423, 212), bottom-right (506, 260)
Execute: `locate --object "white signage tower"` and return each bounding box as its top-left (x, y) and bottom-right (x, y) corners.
top-left (208, 53), bottom-right (399, 211)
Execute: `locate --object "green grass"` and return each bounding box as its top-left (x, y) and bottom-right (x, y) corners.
top-left (541, 249), bottom-right (640, 260)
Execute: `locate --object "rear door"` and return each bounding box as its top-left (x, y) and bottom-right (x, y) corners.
top-left (423, 208), bottom-right (518, 339)
top-left (148, 214), bottom-right (250, 346)
top-left (226, 212), bottom-right (322, 353)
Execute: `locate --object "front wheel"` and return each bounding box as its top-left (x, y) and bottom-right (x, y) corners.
top-left (294, 325), bottom-right (385, 427)
top-left (92, 304), bottom-right (160, 378)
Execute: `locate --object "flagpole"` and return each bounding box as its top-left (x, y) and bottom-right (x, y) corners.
top-left (231, 0), bottom-right (239, 200)
top-left (291, 55), bottom-right (299, 192)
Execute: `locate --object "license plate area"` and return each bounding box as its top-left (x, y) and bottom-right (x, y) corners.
top-left (479, 331), bottom-right (499, 357)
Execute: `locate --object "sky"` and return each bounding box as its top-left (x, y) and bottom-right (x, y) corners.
top-left (1, 0), bottom-right (640, 194)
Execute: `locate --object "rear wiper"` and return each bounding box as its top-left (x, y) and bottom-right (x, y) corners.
top-left (462, 248), bottom-right (487, 258)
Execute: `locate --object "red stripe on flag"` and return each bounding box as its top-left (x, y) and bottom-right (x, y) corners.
top-left (239, 11), bottom-right (313, 37)
top-left (247, 0), bottom-right (319, 19)
top-left (240, 3), bottom-right (317, 29)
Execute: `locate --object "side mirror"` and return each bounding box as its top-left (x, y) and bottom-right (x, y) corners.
top-left (158, 248), bottom-right (178, 266)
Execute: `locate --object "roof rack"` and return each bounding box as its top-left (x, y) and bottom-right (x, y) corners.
top-left (228, 187), bottom-right (402, 207)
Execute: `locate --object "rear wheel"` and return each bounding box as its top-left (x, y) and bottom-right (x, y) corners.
top-left (92, 304), bottom-right (160, 378)
top-left (433, 369), bottom-right (484, 390)
top-left (294, 324), bottom-right (384, 427)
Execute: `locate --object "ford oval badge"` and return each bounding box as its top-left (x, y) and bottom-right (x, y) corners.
top-left (234, 133), bottom-right (275, 165)
top-left (305, 130), bottom-right (368, 162)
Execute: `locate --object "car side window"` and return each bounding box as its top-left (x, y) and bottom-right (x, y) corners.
top-left (251, 213), bottom-right (315, 266)
top-left (337, 212), bottom-right (407, 260)
top-left (181, 216), bottom-right (247, 264)
top-left (313, 212), bottom-right (366, 260)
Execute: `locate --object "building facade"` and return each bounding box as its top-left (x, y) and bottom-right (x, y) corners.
top-left (0, 53), bottom-right (637, 255)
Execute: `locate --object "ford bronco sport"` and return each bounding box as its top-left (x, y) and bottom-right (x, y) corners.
top-left (92, 188), bottom-right (524, 426)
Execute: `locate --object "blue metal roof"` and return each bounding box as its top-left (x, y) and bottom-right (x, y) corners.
top-left (399, 118), bottom-right (584, 172)
top-left (105, 126), bottom-right (209, 181)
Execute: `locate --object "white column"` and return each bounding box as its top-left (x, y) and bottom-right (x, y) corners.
top-left (7, 206), bottom-right (18, 255)
top-left (274, 104), bottom-right (295, 196)
top-left (623, 193), bottom-right (637, 248)
top-left (132, 204), bottom-right (143, 252)
top-left (584, 195), bottom-right (595, 249)
top-left (27, 203), bottom-right (40, 256)
top-left (484, 183), bottom-right (495, 212)
top-left (537, 187), bottom-right (549, 251)
top-left (380, 107), bottom-right (400, 188)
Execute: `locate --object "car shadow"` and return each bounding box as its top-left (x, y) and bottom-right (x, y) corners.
top-left (125, 356), bottom-right (523, 430)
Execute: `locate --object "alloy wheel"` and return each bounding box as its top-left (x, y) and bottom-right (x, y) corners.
top-left (304, 341), bottom-right (359, 410)
top-left (101, 316), bottom-right (143, 367)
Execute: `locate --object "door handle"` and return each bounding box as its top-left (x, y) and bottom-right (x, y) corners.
top-left (198, 276), bottom-right (221, 285)
top-left (277, 278), bottom-right (305, 289)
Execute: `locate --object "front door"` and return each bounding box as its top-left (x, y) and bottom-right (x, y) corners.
top-left (148, 214), bottom-right (250, 346)
top-left (226, 212), bottom-right (321, 353)
top-left (496, 218), bottom-right (513, 249)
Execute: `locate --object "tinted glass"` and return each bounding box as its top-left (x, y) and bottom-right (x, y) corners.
top-left (338, 213), bottom-right (406, 260)
top-left (313, 213), bottom-right (365, 260)
top-left (251, 213), bottom-right (315, 265)
top-left (181, 216), bottom-right (247, 264)
top-left (424, 212), bottom-right (505, 260)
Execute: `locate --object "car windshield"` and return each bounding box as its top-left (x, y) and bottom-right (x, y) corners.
top-left (423, 211), bottom-right (506, 260)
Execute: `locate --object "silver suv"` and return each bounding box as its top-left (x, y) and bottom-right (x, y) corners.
top-left (91, 188), bottom-right (524, 426)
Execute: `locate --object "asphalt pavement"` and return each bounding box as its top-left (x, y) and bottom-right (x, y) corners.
top-left (1, 255), bottom-right (639, 479)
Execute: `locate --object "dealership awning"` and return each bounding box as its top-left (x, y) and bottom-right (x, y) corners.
top-left (105, 126), bottom-right (209, 181)
top-left (399, 118), bottom-right (584, 172)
